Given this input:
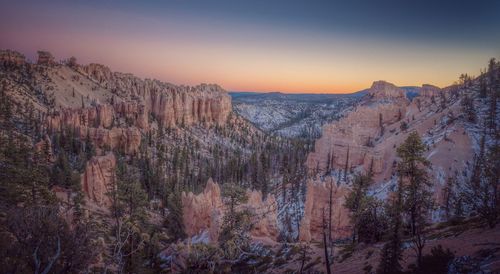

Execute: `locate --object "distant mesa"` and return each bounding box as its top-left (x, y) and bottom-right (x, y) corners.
top-left (368, 80), bottom-right (407, 100)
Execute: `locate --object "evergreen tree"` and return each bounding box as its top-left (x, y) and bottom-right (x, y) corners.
top-left (219, 183), bottom-right (251, 260)
top-left (165, 190), bottom-right (187, 241)
top-left (108, 157), bottom-right (148, 273)
top-left (377, 199), bottom-right (403, 274)
top-left (344, 173), bottom-right (372, 243)
top-left (463, 141), bottom-right (500, 228)
top-left (396, 131), bottom-right (433, 267)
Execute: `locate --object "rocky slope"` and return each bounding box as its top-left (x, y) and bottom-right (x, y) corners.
top-left (0, 49), bottom-right (233, 204)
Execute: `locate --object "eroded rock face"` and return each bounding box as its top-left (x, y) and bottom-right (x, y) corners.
top-left (79, 64), bottom-right (232, 127)
top-left (307, 81), bottom-right (408, 175)
top-left (81, 153), bottom-right (116, 207)
top-left (47, 105), bottom-right (142, 154)
top-left (181, 179), bottom-right (279, 242)
top-left (419, 84), bottom-right (443, 98)
top-left (368, 81), bottom-right (407, 100)
top-left (299, 178), bottom-right (351, 242)
top-left (0, 50), bottom-right (26, 67)
top-left (182, 178), bottom-right (224, 242)
top-left (244, 190), bottom-right (279, 239)
top-left (3, 50), bottom-right (232, 158)
top-left (303, 80), bottom-right (475, 241)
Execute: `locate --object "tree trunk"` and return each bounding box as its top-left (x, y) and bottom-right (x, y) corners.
top-left (323, 211), bottom-right (332, 274)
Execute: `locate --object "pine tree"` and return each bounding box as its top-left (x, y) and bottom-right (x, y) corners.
top-left (322, 209), bottom-right (332, 274)
top-left (165, 190), bottom-right (187, 241)
top-left (219, 183), bottom-right (251, 260)
top-left (108, 158), bottom-right (148, 273)
top-left (377, 166), bottom-right (405, 274)
top-left (486, 58), bottom-right (498, 133)
top-left (377, 197), bottom-right (403, 274)
top-left (396, 131), bottom-right (433, 267)
top-left (344, 173), bottom-right (372, 243)
top-left (461, 94), bottom-right (476, 123)
top-left (442, 176), bottom-right (456, 220)
top-left (463, 141), bottom-right (500, 228)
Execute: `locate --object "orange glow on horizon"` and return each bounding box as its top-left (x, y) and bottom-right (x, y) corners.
top-left (0, 3), bottom-right (496, 94)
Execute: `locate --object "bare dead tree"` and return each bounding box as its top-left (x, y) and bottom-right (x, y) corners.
top-left (322, 209), bottom-right (332, 274)
top-left (33, 235), bottom-right (61, 274)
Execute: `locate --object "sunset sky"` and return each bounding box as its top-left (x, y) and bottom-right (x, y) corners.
top-left (1, 0), bottom-right (499, 93)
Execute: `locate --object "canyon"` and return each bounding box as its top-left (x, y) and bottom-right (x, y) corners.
top-left (1, 49), bottom-right (498, 273)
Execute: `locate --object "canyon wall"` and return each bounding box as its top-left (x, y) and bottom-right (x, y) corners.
top-left (301, 80), bottom-right (475, 241)
top-left (306, 81), bottom-right (408, 175)
top-left (0, 48), bottom-right (234, 190)
top-left (0, 50), bottom-right (233, 205)
top-left (78, 63), bottom-right (232, 128)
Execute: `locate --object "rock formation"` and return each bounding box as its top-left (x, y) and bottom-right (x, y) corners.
top-left (302, 80), bottom-right (475, 241)
top-left (78, 63), bottom-right (232, 128)
top-left (0, 50), bottom-right (26, 67)
top-left (81, 153), bottom-right (116, 207)
top-left (181, 179), bottom-right (279, 242)
top-left (46, 105), bottom-right (142, 155)
top-left (244, 190), bottom-right (279, 239)
top-left (299, 178), bottom-right (351, 242)
top-left (37, 50), bottom-right (56, 66)
top-left (368, 80), bottom-right (407, 100)
top-left (307, 81), bottom-right (408, 175)
top-left (419, 84), bottom-right (442, 98)
top-left (181, 178), bottom-right (224, 242)
top-left (0, 49), bottom-right (229, 156)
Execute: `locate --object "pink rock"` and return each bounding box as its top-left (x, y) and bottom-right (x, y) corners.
top-left (81, 153), bottom-right (116, 207)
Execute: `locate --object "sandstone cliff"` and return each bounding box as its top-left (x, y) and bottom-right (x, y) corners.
top-left (78, 63), bottom-right (232, 128)
top-left (306, 81), bottom-right (408, 175)
top-left (1, 50), bottom-right (231, 129)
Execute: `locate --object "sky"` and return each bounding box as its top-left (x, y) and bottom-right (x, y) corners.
top-left (1, 0), bottom-right (499, 93)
